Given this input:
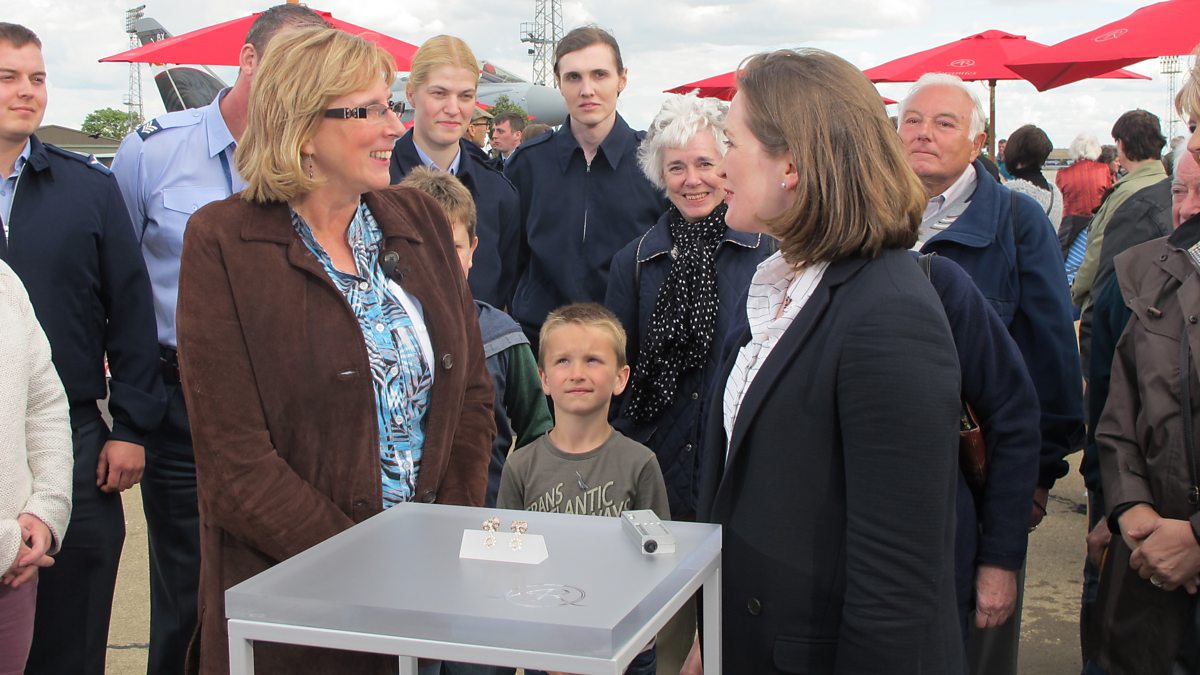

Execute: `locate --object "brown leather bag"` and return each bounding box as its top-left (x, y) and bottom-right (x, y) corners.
top-left (959, 402), bottom-right (987, 499)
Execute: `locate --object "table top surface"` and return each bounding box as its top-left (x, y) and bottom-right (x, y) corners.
top-left (225, 503), bottom-right (721, 658)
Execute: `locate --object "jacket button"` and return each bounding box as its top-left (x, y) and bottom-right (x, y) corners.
top-left (691, 391), bottom-right (700, 400)
top-left (353, 500), bottom-right (367, 510)
top-left (1190, 316), bottom-right (1198, 324)
top-left (684, 443), bottom-right (693, 453)
top-left (421, 490), bottom-right (437, 503)
top-left (442, 354), bottom-right (454, 370)
top-left (1160, 254), bottom-right (1169, 261)
top-left (747, 597), bottom-right (762, 615)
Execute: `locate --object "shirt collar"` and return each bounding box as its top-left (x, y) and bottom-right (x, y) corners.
top-left (4, 139), bottom-right (31, 181)
top-left (553, 112), bottom-right (635, 173)
top-left (1119, 159), bottom-right (1167, 184)
top-left (206, 88), bottom-right (238, 159)
top-left (938, 164), bottom-right (978, 206)
top-left (413, 141), bottom-right (461, 175)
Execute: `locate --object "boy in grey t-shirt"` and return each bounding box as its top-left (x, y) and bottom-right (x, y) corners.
top-left (497, 303), bottom-right (668, 518)
top-left (497, 303), bottom-right (666, 675)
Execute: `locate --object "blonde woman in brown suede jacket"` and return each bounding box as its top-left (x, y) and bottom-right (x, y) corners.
top-left (175, 27), bottom-right (493, 675)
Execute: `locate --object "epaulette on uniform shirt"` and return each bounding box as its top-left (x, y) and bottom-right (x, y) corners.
top-left (44, 143), bottom-right (112, 176)
top-left (136, 108), bottom-right (204, 141)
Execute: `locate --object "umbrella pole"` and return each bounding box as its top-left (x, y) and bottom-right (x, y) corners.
top-left (988, 79), bottom-right (997, 160)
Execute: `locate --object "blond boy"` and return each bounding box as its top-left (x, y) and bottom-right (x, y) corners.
top-left (498, 303), bottom-right (668, 519)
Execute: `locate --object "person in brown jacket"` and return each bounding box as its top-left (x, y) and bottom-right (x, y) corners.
top-left (1093, 65), bottom-right (1200, 674)
top-left (175, 26), bottom-right (494, 675)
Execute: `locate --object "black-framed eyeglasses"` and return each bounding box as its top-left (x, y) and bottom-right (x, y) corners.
top-left (323, 100), bottom-right (407, 122)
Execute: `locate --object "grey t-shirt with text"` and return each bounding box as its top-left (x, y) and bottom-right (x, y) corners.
top-left (497, 429), bottom-right (669, 520)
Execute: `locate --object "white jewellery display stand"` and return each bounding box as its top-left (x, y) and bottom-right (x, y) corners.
top-left (225, 502), bottom-right (723, 675)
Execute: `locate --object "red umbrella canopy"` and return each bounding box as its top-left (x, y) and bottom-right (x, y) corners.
top-left (1008, 0), bottom-right (1200, 91)
top-left (862, 29), bottom-right (1147, 84)
top-left (664, 72), bottom-right (738, 101)
top-left (99, 9), bottom-right (418, 71)
top-left (664, 72), bottom-right (897, 105)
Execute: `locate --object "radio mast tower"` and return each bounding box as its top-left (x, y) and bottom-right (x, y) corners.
top-left (1161, 56), bottom-right (1182, 140)
top-left (123, 5), bottom-right (146, 130)
top-left (520, 0), bottom-right (563, 87)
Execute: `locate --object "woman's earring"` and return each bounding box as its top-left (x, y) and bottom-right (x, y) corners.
top-left (780, 181), bottom-right (787, 189)
top-left (303, 154), bottom-right (315, 180)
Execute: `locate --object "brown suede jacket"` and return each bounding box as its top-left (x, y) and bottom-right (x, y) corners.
top-left (177, 187), bottom-right (494, 675)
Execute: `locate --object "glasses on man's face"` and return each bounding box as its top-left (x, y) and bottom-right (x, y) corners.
top-left (324, 100), bottom-right (407, 122)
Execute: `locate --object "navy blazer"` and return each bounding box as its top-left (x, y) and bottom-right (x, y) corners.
top-left (389, 131), bottom-right (521, 309)
top-left (698, 248), bottom-right (964, 674)
top-left (504, 113), bottom-right (665, 335)
top-left (5, 135), bottom-right (164, 441)
top-left (921, 159), bottom-right (1085, 489)
top-left (920, 253), bottom-right (1040, 630)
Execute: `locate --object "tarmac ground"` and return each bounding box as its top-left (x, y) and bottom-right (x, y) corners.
top-left (103, 455), bottom-right (1092, 674)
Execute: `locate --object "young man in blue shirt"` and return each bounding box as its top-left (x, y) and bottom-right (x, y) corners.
top-left (505, 26), bottom-right (663, 349)
top-left (0, 22), bottom-right (163, 675)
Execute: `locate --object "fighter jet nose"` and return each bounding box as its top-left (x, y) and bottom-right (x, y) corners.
top-left (523, 85), bottom-right (567, 127)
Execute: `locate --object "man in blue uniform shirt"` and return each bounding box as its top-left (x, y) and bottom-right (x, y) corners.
top-left (0, 23), bottom-right (164, 675)
top-left (110, 6), bottom-right (328, 673)
top-left (504, 26), bottom-right (664, 346)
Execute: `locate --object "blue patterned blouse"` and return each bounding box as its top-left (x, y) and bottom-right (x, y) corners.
top-left (292, 201), bottom-right (433, 507)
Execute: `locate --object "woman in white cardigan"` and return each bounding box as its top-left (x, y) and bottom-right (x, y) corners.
top-left (1003, 124), bottom-right (1064, 229)
top-left (0, 259), bottom-right (72, 675)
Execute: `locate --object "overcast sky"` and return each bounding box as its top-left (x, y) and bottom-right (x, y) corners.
top-left (9, 0), bottom-right (1195, 149)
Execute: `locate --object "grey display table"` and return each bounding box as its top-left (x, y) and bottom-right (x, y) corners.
top-left (225, 502), bottom-right (722, 674)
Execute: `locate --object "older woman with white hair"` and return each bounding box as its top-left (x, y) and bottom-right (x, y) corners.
top-left (604, 93), bottom-right (770, 673)
top-left (1056, 132), bottom-right (1114, 218)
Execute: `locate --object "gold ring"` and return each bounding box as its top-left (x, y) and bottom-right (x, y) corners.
top-left (1151, 576), bottom-right (1165, 588)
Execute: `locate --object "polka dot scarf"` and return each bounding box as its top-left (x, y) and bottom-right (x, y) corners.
top-left (626, 202), bottom-right (727, 424)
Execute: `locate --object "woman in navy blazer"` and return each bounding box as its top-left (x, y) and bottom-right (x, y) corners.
top-left (695, 50), bottom-right (965, 674)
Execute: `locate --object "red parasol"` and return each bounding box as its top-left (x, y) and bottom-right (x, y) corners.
top-left (99, 9), bottom-right (418, 71)
top-left (862, 30), bottom-right (1148, 155)
top-left (664, 72), bottom-right (896, 105)
top-left (1008, 0), bottom-right (1200, 91)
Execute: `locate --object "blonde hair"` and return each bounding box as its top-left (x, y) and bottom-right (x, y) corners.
top-left (538, 303), bottom-right (627, 369)
top-left (405, 35), bottom-right (479, 100)
top-left (237, 26), bottom-right (396, 204)
top-left (397, 167), bottom-right (478, 240)
top-left (736, 49), bottom-right (925, 264)
top-left (1177, 44), bottom-right (1200, 121)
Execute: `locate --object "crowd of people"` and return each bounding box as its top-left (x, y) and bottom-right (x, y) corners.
top-left (1, 4), bottom-right (1199, 675)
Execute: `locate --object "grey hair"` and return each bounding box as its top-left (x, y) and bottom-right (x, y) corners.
top-left (1069, 133), bottom-right (1102, 161)
top-left (1173, 134), bottom-right (1193, 177)
top-left (898, 73), bottom-right (987, 138)
top-left (637, 94), bottom-right (729, 190)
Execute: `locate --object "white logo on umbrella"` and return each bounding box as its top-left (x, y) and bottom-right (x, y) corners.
top-left (950, 59), bottom-right (976, 68)
top-left (1094, 28), bottom-right (1129, 42)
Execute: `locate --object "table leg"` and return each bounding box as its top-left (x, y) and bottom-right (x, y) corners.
top-left (703, 564), bottom-right (721, 675)
top-left (227, 620), bottom-right (256, 675)
top-left (398, 655), bottom-right (419, 675)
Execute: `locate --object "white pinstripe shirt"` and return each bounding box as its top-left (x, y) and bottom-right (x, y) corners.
top-left (722, 251), bottom-right (828, 450)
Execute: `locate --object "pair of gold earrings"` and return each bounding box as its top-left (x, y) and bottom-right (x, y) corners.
top-left (482, 517), bottom-right (529, 550)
